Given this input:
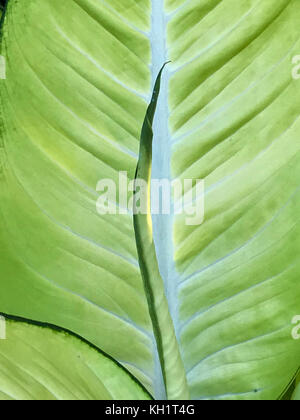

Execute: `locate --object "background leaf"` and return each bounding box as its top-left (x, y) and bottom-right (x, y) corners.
top-left (0, 317), bottom-right (150, 400)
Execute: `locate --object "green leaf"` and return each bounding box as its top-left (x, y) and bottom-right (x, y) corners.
top-left (0, 317), bottom-right (150, 400)
top-left (1, 0), bottom-right (299, 400)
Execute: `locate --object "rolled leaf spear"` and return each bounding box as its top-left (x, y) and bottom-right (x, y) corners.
top-left (133, 64), bottom-right (190, 400)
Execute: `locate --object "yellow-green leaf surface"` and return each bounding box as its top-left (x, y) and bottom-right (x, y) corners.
top-left (0, 0), bottom-right (156, 396)
top-left (0, 318), bottom-right (150, 400)
top-left (0, 0), bottom-right (299, 400)
top-left (169, 0), bottom-right (300, 400)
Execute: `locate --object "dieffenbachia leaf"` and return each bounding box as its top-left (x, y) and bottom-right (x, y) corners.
top-left (0, 317), bottom-right (150, 400)
top-left (0, 0), bottom-right (299, 400)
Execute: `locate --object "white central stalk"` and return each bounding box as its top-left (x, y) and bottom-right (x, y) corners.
top-left (150, 0), bottom-right (181, 399)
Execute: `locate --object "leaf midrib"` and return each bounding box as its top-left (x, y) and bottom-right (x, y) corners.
top-left (150, 0), bottom-right (184, 400)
